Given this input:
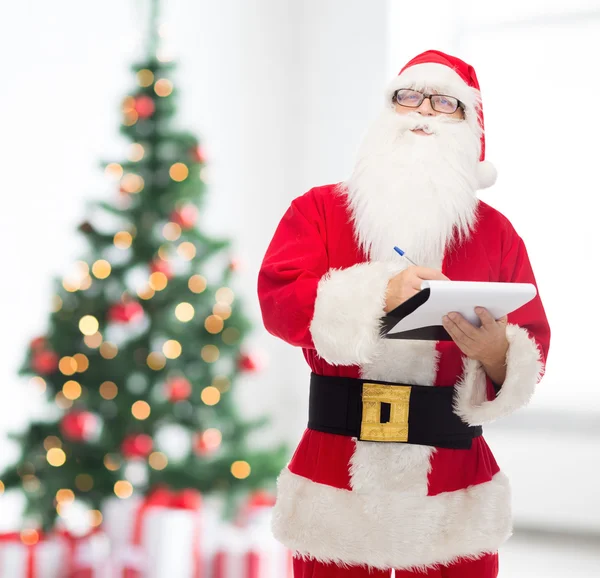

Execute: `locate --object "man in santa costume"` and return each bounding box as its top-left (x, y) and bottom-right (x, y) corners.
top-left (257, 50), bottom-right (551, 578)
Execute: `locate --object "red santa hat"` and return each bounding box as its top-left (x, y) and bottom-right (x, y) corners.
top-left (387, 50), bottom-right (497, 190)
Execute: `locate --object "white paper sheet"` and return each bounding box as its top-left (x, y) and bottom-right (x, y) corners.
top-left (386, 280), bottom-right (537, 336)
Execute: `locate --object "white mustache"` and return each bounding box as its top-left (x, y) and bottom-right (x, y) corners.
top-left (393, 112), bottom-right (462, 136)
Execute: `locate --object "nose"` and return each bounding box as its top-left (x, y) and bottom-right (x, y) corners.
top-left (416, 97), bottom-right (435, 116)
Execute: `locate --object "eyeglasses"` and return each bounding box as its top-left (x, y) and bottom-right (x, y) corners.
top-left (393, 89), bottom-right (462, 114)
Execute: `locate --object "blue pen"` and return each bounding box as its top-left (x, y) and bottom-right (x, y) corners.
top-left (394, 246), bottom-right (419, 267)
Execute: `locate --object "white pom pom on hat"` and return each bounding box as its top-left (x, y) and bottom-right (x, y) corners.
top-left (387, 50), bottom-right (497, 190)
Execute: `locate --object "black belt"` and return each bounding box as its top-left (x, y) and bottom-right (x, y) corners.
top-left (308, 373), bottom-right (482, 449)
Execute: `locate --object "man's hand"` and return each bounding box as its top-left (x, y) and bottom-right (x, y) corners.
top-left (442, 307), bottom-right (509, 384)
top-left (385, 267), bottom-right (449, 313)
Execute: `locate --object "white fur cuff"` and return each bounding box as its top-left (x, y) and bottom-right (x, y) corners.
top-left (309, 262), bottom-right (399, 366)
top-left (453, 324), bottom-right (545, 426)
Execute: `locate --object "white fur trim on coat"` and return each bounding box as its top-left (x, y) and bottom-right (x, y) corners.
top-left (453, 324), bottom-right (544, 426)
top-left (309, 262), bottom-right (400, 366)
top-left (272, 468), bottom-right (512, 572)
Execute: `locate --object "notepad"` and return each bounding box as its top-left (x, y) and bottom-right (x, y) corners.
top-left (381, 280), bottom-right (537, 340)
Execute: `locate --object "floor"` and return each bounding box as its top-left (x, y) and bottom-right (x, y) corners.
top-left (498, 530), bottom-right (600, 577)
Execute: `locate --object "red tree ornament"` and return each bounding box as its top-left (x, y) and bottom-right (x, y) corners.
top-left (60, 411), bottom-right (99, 442)
top-left (193, 430), bottom-right (220, 456)
top-left (30, 336), bottom-right (47, 351)
top-left (134, 95), bottom-right (155, 119)
top-left (108, 301), bottom-right (144, 324)
top-left (32, 350), bottom-right (59, 375)
top-left (150, 258), bottom-right (173, 279)
top-left (169, 204), bottom-right (198, 230)
top-left (238, 352), bottom-right (261, 373)
top-left (165, 377), bottom-right (192, 402)
top-left (191, 145), bottom-right (206, 164)
top-left (121, 434), bottom-right (153, 458)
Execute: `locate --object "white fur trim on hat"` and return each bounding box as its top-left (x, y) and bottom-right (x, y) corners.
top-left (477, 160), bottom-right (498, 189)
top-left (453, 324), bottom-right (544, 426)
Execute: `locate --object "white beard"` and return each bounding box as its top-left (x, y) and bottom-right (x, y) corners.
top-left (344, 108), bottom-right (481, 267)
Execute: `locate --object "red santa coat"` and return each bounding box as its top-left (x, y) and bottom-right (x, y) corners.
top-left (258, 183), bottom-right (550, 571)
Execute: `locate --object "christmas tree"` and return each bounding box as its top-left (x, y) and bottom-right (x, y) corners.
top-left (0, 0), bottom-right (286, 531)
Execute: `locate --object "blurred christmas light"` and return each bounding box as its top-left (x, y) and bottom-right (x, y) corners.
top-left (59, 356), bottom-right (78, 376)
top-left (121, 173), bottom-right (145, 194)
top-left (154, 78), bottom-right (173, 97)
top-left (114, 231), bottom-right (133, 249)
top-left (213, 303), bottom-right (232, 320)
top-left (56, 489), bottom-right (75, 504)
top-left (22, 475), bottom-right (41, 493)
top-left (147, 351), bottom-right (166, 371)
top-left (201, 386), bottom-right (220, 406)
top-left (177, 241), bottom-right (196, 260)
top-left (114, 480), bottom-right (133, 499)
top-left (55, 392), bottom-right (73, 410)
top-left (188, 275), bottom-right (207, 294)
top-left (201, 345), bottom-right (220, 363)
top-left (149, 451), bottom-right (168, 470)
top-left (80, 275), bottom-right (93, 290)
top-left (163, 222), bottom-right (182, 241)
top-left (222, 327), bottom-right (241, 345)
top-left (104, 454), bottom-right (121, 471)
top-left (92, 259), bottom-right (112, 279)
top-left (169, 162), bottom-right (189, 182)
top-left (158, 23), bottom-right (169, 37)
top-left (75, 474), bottom-right (94, 492)
top-left (79, 315), bottom-right (99, 336)
top-left (62, 278), bottom-right (80, 292)
top-left (84, 332), bottom-right (103, 349)
top-left (202, 428), bottom-right (222, 451)
top-left (216, 287), bottom-right (235, 305)
top-left (129, 143), bottom-right (145, 161)
top-left (231, 460), bottom-right (251, 480)
top-left (175, 302), bottom-right (194, 322)
top-left (123, 110), bottom-right (139, 126)
top-left (205, 315), bottom-right (224, 335)
top-left (57, 502), bottom-right (68, 518)
top-left (137, 285), bottom-right (155, 300)
top-left (157, 48), bottom-right (173, 63)
top-left (105, 163), bottom-right (123, 179)
top-left (62, 380), bottom-right (82, 401)
top-left (0, 480), bottom-right (4, 495)
top-left (162, 339), bottom-right (182, 359)
top-left (43, 436), bottom-right (62, 451)
top-left (132, 400), bottom-right (151, 420)
top-left (73, 353), bottom-right (89, 372)
top-left (99, 342), bottom-right (118, 360)
top-left (137, 69), bottom-right (154, 87)
top-left (52, 295), bottom-right (63, 312)
top-left (99, 381), bottom-right (118, 400)
top-left (20, 530), bottom-right (39, 546)
top-left (47, 448), bottom-right (66, 467)
top-left (90, 510), bottom-right (103, 527)
top-left (122, 96), bottom-right (135, 113)
top-left (30, 376), bottom-right (46, 393)
top-left (149, 271), bottom-right (168, 291)
top-left (212, 376), bottom-right (231, 392)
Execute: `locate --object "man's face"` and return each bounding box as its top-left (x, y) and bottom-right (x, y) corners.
top-left (393, 89), bottom-right (465, 136)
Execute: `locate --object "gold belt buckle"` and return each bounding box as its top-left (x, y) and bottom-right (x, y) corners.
top-left (360, 383), bottom-right (411, 442)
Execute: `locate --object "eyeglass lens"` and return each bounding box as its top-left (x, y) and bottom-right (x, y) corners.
top-left (395, 89), bottom-right (459, 114)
